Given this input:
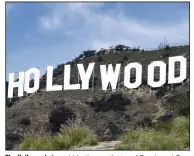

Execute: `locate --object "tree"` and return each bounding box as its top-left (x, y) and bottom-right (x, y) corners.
top-left (115, 44), bottom-right (125, 52)
top-left (88, 50), bottom-right (96, 56)
top-left (125, 46), bottom-right (132, 51)
top-left (78, 53), bottom-right (84, 59)
top-left (83, 50), bottom-right (96, 58)
top-left (165, 45), bottom-right (171, 52)
top-left (98, 48), bottom-right (106, 55)
top-left (132, 46), bottom-right (140, 52)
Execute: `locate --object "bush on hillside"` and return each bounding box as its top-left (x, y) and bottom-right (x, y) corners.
top-left (132, 47), bottom-right (140, 52)
top-left (167, 91), bottom-right (189, 116)
top-left (116, 116), bottom-right (189, 150)
top-left (19, 117), bottom-right (31, 125)
top-left (87, 93), bottom-right (131, 112)
top-left (49, 106), bottom-right (75, 126)
top-left (83, 50), bottom-right (96, 58)
top-left (155, 87), bottom-right (169, 98)
top-left (17, 126), bottom-right (98, 150)
top-left (57, 63), bottom-right (64, 69)
top-left (115, 44), bottom-right (125, 52)
top-left (122, 56), bottom-right (128, 61)
top-left (165, 45), bottom-right (171, 52)
top-left (97, 56), bottom-right (103, 62)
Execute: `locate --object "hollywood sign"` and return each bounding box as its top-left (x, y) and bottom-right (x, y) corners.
top-left (7, 56), bottom-right (187, 98)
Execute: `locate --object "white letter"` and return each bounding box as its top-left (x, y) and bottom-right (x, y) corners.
top-left (64, 64), bottom-right (80, 90)
top-left (46, 66), bottom-right (62, 91)
top-left (100, 64), bottom-right (121, 90)
top-left (148, 61), bottom-right (166, 88)
top-left (8, 72), bottom-right (25, 98)
top-left (124, 62), bottom-right (142, 89)
top-left (168, 56), bottom-right (187, 84)
top-left (24, 68), bottom-right (40, 94)
top-left (77, 63), bottom-right (95, 90)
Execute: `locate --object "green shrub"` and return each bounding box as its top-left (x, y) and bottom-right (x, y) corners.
top-left (152, 121), bottom-right (173, 133)
top-left (116, 116), bottom-right (189, 150)
top-left (17, 127), bottom-right (98, 150)
top-left (167, 91), bottom-right (189, 116)
top-left (155, 87), bottom-right (168, 99)
top-left (60, 127), bottom-right (98, 147)
top-left (171, 116), bottom-right (189, 134)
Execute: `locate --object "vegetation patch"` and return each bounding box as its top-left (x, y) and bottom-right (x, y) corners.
top-left (17, 126), bottom-right (98, 150)
top-left (165, 91), bottom-right (189, 116)
top-left (116, 116), bottom-right (189, 150)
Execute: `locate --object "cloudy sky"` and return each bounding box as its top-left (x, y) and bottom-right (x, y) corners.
top-left (6, 2), bottom-right (189, 78)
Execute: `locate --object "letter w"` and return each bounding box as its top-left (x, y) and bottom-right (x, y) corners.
top-left (100, 64), bottom-right (121, 90)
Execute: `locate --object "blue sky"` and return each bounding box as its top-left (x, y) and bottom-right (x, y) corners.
top-left (6, 2), bottom-right (189, 79)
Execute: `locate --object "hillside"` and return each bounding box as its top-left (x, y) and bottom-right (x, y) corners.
top-left (6, 44), bottom-right (190, 150)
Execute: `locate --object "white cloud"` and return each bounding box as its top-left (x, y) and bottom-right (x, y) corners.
top-left (6, 3), bottom-right (189, 78)
top-left (39, 3), bottom-right (189, 50)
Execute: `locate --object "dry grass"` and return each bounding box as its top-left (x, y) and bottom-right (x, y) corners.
top-left (16, 120), bottom-right (98, 150)
top-left (116, 116), bottom-right (189, 150)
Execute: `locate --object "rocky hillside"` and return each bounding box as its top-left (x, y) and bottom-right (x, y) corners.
top-left (6, 44), bottom-right (190, 150)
